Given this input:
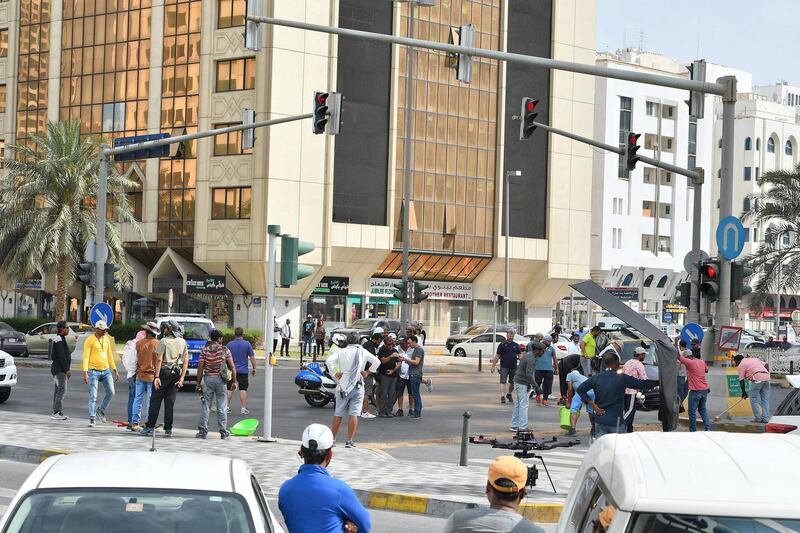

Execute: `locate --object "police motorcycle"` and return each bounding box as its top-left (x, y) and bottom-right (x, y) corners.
top-left (294, 333), bottom-right (345, 407)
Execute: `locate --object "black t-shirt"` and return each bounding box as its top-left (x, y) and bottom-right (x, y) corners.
top-left (496, 341), bottom-right (521, 369)
top-left (561, 353), bottom-right (581, 374)
top-left (302, 321), bottom-right (315, 336)
top-left (377, 345), bottom-right (400, 375)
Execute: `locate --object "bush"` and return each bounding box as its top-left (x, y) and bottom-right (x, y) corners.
top-left (0, 317), bottom-right (50, 333)
top-left (108, 322), bottom-right (146, 342)
top-left (219, 328), bottom-right (263, 348)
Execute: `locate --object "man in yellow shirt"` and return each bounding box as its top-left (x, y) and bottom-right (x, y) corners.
top-left (579, 326), bottom-right (602, 377)
top-left (82, 320), bottom-right (118, 427)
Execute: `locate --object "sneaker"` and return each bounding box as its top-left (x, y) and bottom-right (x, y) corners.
top-left (543, 400), bottom-right (549, 407)
top-left (220, 430), bottom-right (230, 440)
top-left (196, 428), bottom-right (207, 439)
top-left (97, 411), bottom-right (107, 423)
top-left (88, 419), bottom-right (96, 428)
top-left (360, 411), bottom-right (376, 419)
top-left (535, 394), bottom-right (542, 404)
top-left (509, 426), bottom-right (518, 432)
top-left (138, 427), bottom-right (154, 436)
top-left (566, 428), bottom-right (577, 436)
top-left (426, 378), bottom-right (433, 393)
top-left (506, 393), bottom-right (513, 402)
top-left (241, 407), bottom-right (250, 415)
top-left (164, 429), bottom-right (173, 438)
top-left (394, 410), bottom-right (404, 417)
top-left (130, 423), bottom-right (141, 431)
top-left (409, 414), bottom-right (421, 420)
top-left (345, 440), bottom-right (356, 448)
top-left (500, 396), bottom-right (506, 404)
top-left (226, 407), bottom-right (232, 414)
top-left (407, 409), bottom-right (413, 416)
top-left (51, 412), bottom-right (67, 420)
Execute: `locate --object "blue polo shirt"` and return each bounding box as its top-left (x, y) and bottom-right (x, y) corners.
top-left (496, 341), bottom-right (521, 369)
top-left (279, 464), bottom-right (371, 533)
top-left (576, 369), bottom-right (652, 427)
top-left (226, 338), bottom-right (254, 374)
top-left (535, 346), bottom-right (556, 371)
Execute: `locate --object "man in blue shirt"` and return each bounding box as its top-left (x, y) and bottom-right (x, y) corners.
top-left (226, 327), bottom-right (256, 415)
top-left (534, 338), bottom-right (558, 406)
top-left (279, 424), bottom-right (371, 533)
top-left (576, 351), bottom-right (654, 437)
top-left (491, 330), bottom-right (521, 404)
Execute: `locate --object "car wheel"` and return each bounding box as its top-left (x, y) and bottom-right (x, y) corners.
top-left (454, 348), bottom-right (466, 358)
top-left (0, 388), bottom-right (10, 403)
top-left (304, 394), bottom-right (331, 408)
top-left (21, 349), bottom-right (29, 358)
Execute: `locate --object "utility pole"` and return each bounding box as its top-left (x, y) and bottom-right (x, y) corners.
top-left (95, 148), bottom-right (110, 303)
top-left (504, 170), bottom-right (521, 324)
top-left (261, 224), bottom-right (279, 442)
top-left (687, 171), bottom-right (704, 325)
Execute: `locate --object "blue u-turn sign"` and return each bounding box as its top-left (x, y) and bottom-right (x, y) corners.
top-left (716, 215), bottom-right (746, 260)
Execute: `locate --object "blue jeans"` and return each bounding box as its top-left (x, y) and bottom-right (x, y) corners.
top-left (677, 376), bottom-right (689, 404)
top-left (749, 380), bottom-right (770, 422)
top-left (199, 375), bottom-right (228, 432)
top-left (410, 375), bottom-right (423, 417)
top-left (87, 369), bottom-right (115, 420)
top-left (511, 383), bottom-right (530, 429)
top-left (131, 380), bottom-right (153, 424)
top-left (595, 420), bottom-right (625, 438)
top-left (688, 389), bottom-right (711, 431)
top-left (302, 335), bottom-right (313, 356)
top-left (127, 377), bottom-right (136, 423)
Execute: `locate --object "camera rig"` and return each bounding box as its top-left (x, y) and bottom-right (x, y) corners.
top-left (470, 430), bottom-right (580, 494)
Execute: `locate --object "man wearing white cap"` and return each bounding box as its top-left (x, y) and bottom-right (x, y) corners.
top-left (82, 320), bottom-right (118, 427)
top-left (279, 423), bottom-right (371, 533)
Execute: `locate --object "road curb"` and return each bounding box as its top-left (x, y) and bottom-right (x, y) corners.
top-left (354, 489), bottom-right (563, 523)
top-left (0, 443), bottom-right (70, 464)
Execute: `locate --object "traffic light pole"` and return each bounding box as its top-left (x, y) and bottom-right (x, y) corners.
top-left (261, 224), bottom-right (280, 442)
top-left (687, 172), bottom-right (704, 325)
top-left (94, 150), bottom-right (110, 304)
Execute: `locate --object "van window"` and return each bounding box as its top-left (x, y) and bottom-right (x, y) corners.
top-left (566, 470), bottom-right (599, 531)
top-left (775, 388), bottom-right (800, 416)
top-left (628, 512), bottom-right (800, 532)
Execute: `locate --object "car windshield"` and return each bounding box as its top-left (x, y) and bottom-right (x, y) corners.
top-left (4, 489), bottom-right (255, 533)
top-left (0, 321), bottom-right (16, 332)
top-left (629, 512), bottom-right (800, 532)
top-left (180, 322), bottom-right (212, 340)
top-left (349, 319), bottom-right (378, 329)
top-left (462, 325), bottom-right (487, 335)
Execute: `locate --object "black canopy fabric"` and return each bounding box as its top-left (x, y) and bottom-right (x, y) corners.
top-left (570, 280), bottom-right (678, 431)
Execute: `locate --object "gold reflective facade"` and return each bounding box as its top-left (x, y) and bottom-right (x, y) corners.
top-left (16, 0), bottom-right (51, 144)
top-left (395, 0), bottom-right (500, 258)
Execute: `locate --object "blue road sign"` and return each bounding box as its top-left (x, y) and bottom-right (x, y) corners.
top-left (716, 215), bottom-right (746, 260)
top-left (90, 303), bottom-right (114, 328)
top-left (663, 312), bottom-right (673, 322)
top-left (680, 322), bottom-right (704, 345)
top-left (113, 133), bottom-right (170, 161)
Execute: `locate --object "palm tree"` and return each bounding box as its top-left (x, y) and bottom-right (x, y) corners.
top-left (742, 163), bottom-right (800, 300)
top-left (0, 120), bottom-right (141, 321)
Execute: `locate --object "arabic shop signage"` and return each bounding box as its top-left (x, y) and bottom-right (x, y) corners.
top-left (186, 275), bottom-right (226, 295)
top-left (312, 276), bottom-right (350, 296)
top-left (607, 287), bottom-right (639, 301)
top-left (15, 279), bottom-right (43, 290)
top-left (369, 278), bottom-right (472, 301)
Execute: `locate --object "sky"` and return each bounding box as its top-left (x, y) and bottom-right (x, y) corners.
top-left (596, 0), bottom-right (798, 86)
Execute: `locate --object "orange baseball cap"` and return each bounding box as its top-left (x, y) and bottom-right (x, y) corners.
top-left (487, 456), bottom-right (527, 493)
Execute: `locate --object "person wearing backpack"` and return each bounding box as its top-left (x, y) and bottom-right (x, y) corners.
top-left (196, 329), bottom-right (237, 439)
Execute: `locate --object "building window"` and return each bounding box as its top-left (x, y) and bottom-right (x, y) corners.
top-left (744, 137), bottom-right (752, 151)
top-left (663, 105), bottom-right (675, 118)
top-left (768, 137), bottom-right (776, 153)
top-left (786, 141), bottom-right (794, 156)
top-left (642, 201), bottom-right (654, 218)
top-left (213, 123), bottom-right (252, 156)
top-left (656, 275), bottom-right (668, 288)
top-left (215, 57), bottom-right (256, 92)
top-left (0, 84), bottom-right (5, 113)
top-left (217, 0), bottom-right (246, 29)
top-left (663, 172), bottom-right (672, 184)
top-left (744, 167), bottom-right (752, 181)
top-left (0, 29), bottom-right (7, 58)
top-left (743, 228), bottom-right (750, 242)
top-left (743, 197), bottom-right (751, 212)
top-left (211, 186), bottom-right (251, 219)
top-left (643, 275), bottom-right (654, 287)
top-left (756, 138), bottom-right (761, 151)
top-left (622, 273), bottom-right (633, 286)
top-left (646, 101), bottom-right (658, 116)
top-left (755, 167), bottom-right (760, 181)
top-left (658, 237), bottom-right (671, 253)
top-left (101, 103), bottom-right (126, 133)
top-left (754, 225), bottom-right (759, 242)
top-left (618, 97), bottom-right (632, 179)
top-left (641, 235), bottom-right (652, 252)
top-left (665, 138), bottom-right (673, 151)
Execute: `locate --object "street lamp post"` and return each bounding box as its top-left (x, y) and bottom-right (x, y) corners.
top-left (504, 170), bottom-right (521, 325)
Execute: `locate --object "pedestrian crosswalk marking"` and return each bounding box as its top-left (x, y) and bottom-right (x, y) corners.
top-left (0, 488), bottom-right (17, 498)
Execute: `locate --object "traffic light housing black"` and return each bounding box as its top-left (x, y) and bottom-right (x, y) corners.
top-left (279, 235), bottom-right (315, 287)
top-left (77, 262), bottom-right (94, 287)
top-left (676, 281), bottom-right (691, 307)
top-left (730, 262), bottom-right (754, 301)
top-left (519, 97), bottom-right (539, 140)
top-left (495, 293), bottom-right (507, 307)
top-left (699, 259), bottom-right (721, 302)
top-left (104, 263), bottom-right (121, 289)
top-left (625, 132), bottom-right (641, 171)
top-left (412, 281), bottom-right (429, 304)
top-left (685, 59), bottom-right (706, 119)
top-left (312, 91), bottom-right (329, 135)
top-left (392, 281), bottom-right (409, 304)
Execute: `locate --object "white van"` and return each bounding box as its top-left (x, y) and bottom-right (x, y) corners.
top-left (556, 432), bottom-right (800, 532)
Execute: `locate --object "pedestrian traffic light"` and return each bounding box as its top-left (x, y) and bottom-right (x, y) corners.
top-left (625, 132), bottom-right (641, 171)
top-left (495, 294), bottom-right (507, 307)
top-left (279, 235), bottom-right (315, 287)
top-left (77, 262), bottom-right (95, 287)
top-left (730, 262), bottom-right (754, 301)
top-left (412, 281), bottom-right (429, 304)
top-left (519, 97), bottom-right (539, 140)
top-left (104, 263), bottom-right (121, 289)
top-left (699, 259), bottom-right (721, 302)
top-left (392, 281), bottom-right (409, 303)
top-left (242, 108), bottom-right (256, 150)
top-left (685, 59), bottom-right (706, 119)
top-left (675, 281), bottom-right (691, 307)
top-left (244, 0), bottom-right (263, 52)
top-left (312, 92), bottom-right (329, 135)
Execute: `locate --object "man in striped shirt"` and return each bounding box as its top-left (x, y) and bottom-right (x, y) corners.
top-left (196, 330), bottom-right (237, 439)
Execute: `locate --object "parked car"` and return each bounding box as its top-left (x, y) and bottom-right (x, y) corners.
top-left (556, 432), bottom-right (800, 532)
top-left (741, 341), bottom-right (766, 350)
top-left (330, 318), bottom-right (402, 346)
top-left (0, 321), bottom-right (28, 357)
top-left (0, 349), bottom-right (17, 403)
top-left (154, 313), bottom-right (214, 384)
top-left (25, 321), bottom-right (93, 357)
top-left (527, 333), bottom-right (573, 359)
top-left (766, 374), bottom-right (800, 435)
top-left (450, 332), bottom-right (527, 357)
top-left (0, 451), bottom-right (285, 532)
top-left (446, 324), bottom-right (513, 353)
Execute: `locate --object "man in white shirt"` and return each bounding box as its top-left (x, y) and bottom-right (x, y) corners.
top-left (280, 319), bottom-right (292, 357)
top-left (326, 333), bottom-right (380, 448)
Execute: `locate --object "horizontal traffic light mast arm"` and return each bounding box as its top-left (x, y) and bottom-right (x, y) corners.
top-left (100, 113), bottom-right (314, 159)
top-left (248, 15), bottom-right (726, 96)
top-left (532, 120), bottom-right (703, 182)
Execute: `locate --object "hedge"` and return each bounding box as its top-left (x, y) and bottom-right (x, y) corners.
top-left (218, 328), bottom-right (263, 348)
top-left (0, 317), bottom-right (50, 333)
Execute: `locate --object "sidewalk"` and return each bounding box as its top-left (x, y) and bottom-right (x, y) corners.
top-left (0, 411), bottom-right (566, 522)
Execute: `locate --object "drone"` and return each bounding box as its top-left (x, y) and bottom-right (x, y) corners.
top-left (470, 430), bottom-right (581, 494)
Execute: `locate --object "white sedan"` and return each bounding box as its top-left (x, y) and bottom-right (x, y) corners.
top-left (766, 374), bottom-right (800, 435)
top-left (0, 349), bottom-right (17, 403)
top-left (0, 451), bottom-right (285, 533)
top-left (451, 333), bottom-right (528, 357)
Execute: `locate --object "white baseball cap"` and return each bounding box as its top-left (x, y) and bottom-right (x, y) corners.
top-left (373, 326), bottom-right (384, 334)
top-left (633, 346), bottom-right (647, 355)
top-left (388, 332), bottom-right (397, 340)
top-left (94, 320), bottom-right (109, 330)
top-left (302, 423), bottom-right (334, 451)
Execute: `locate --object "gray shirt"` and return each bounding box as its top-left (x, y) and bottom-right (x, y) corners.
top-left (408, 345), bottom-right (425, 377)
top-left (442, 508), bottom-right (545, 533)
top-left (514, 352), bottom-right (537, 387)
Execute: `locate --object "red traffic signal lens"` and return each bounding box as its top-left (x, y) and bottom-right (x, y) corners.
top-left (526, 101), bottom-right (536, 112)
top-left (316, 93), bottom-right (328, 105)
top-left (629, 132), bottom-right (640, 144)
top-left (701, 264), bottom-right (718, 278)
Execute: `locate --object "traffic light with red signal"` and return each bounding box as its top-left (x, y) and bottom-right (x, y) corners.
top-left (312, 92), bottom-right (329, 135)
top-left (699, 259), bottom-right (721, 302)
top-left (625, 132), bottom-right (641, 171)
top-left (519, 97), bottom-right (539, 140)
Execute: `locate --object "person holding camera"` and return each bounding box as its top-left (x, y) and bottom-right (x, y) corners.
top-left (325, 333), bottom-right (381, 448)
top-left (442, 456), bottom-right (544, 532)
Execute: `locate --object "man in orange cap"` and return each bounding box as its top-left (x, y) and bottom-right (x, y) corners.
top-left (442, 456), bottom-right (544, 532)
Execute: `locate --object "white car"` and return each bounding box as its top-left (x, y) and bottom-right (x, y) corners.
top-left (0, 349), bottom-right (17, 403)
top-left (766, 374), bottom-right (800, 435)
top-left (556, 432), bottom-right (800, 532)
top-left (451, 333), bottom-right (527, 357)
top-left (0, 451), bottom-right (285, 533)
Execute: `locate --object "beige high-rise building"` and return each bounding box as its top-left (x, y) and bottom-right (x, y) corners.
top-left (0, 0), bottom-right (595, 342)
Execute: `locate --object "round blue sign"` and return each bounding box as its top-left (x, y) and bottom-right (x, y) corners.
top-left (90, 303), bottom-right (114, 328)
top-left (680, 322), bottom-right (704, 345)
top-left (716, 215), bottom-right (746, 261)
